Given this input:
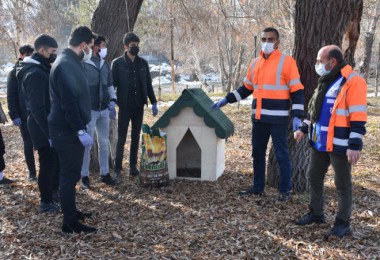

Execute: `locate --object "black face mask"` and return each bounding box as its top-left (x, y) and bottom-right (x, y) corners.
top-left (48, 53), bottom-right (57, 63)
top-left (129, 46), bottom-right (139, 56)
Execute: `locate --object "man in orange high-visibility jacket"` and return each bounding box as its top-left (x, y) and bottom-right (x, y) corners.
top-left (294, 45), bottom-right (367, 239)
top-left (212, 27), bottom-right (304, 202)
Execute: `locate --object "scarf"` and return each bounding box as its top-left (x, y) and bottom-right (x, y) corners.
top-left (308, 61), bottom-right (347, 122)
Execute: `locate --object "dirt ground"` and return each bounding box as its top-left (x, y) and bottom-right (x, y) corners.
top-left (0, 102), bottom-right (379, 259)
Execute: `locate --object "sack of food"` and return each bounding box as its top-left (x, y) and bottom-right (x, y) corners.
top-left (139, 124), bottom-right (169, 187)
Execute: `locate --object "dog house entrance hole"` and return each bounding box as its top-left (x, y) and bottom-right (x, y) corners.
top-left (176, 129), bottom-right (201, 178)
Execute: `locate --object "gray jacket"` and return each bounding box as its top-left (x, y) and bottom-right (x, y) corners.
top-left (84, 56), bottom-right (116, 111)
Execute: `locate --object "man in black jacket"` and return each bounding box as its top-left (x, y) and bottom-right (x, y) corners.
top-left (7, 44), bottom-right (37, 181)
top-left (49, 26), bottom-right (97, 233)
top-left (111, 32), bottom-right (158, 180)
top-left (17, 35), bottom-right (60, 213)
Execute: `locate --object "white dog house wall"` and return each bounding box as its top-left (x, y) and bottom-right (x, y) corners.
top-left (153, 89), bottom-right (234, 181)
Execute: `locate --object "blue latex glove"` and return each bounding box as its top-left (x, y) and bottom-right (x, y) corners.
top-left (13, 118), bottom-right (22, 126)
top-left (292, 117), bottom-right (302, 131)
top-left (211, 98), bottom-right (227, 110)
top-left (78, 132), bottom-right (93, 147)
top-left (108, 101), bottom-right (116, 120)
top-left (152, 103), bottom-right (158, 116)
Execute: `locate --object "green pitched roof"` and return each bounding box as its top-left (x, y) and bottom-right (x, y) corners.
top-left (153, 89), bottom-right (234, 139)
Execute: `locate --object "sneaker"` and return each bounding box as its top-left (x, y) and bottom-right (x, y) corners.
top-left (81, 177), bottom-right (90, 189)
top-left (324, 218), bottom-right (352, 239)
top-left (77, 210), bottom-right (93, 221)
top-left (39, 202), bottom-right (60, 213)
top-left (101, 173), bottom-right (116, 186)
top-left (62, 221), bottom-right (97, 234)
top-left (28, 173), bottom-right (37, 182)
top-left (277, 193), bottom-right (292, 203)
top-left (0, 177), bottom-right (14, 185)
top-left (238, 186), bottom-right (264, 197)
top-left (295, 212), bottom-right (326, 226)
top-left (129, 166), bottom-right (139, 177)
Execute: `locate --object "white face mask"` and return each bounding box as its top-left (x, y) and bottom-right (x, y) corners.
top-left (82, 45), bottom-right (92, 61)
top-left (315, 60), bottom-right (331, 76)
top-left (261, 42), bottom-right (276, 54)
top-left (99, 48), bottom-right (107, 59)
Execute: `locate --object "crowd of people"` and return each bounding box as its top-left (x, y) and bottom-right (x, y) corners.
top-left (0, 25), bottom-right (367, 239)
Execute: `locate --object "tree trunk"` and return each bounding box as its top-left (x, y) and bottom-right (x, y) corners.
top-left (91, 0), bottom-right (144, 63)
top-left (90, 0), bottom-right (143, 172)
top-left (267, 0), bottom-right (363, 193)
top-left (376, 42), bottom-right (380, 98)
top-left (359, 0), bottom-right (380, 80)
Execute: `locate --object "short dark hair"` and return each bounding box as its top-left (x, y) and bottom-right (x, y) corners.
top-left (19, 44), bottom-right (34, 55)
top-left (262, 27), bottom-right (280, 39)
top-left (34, 34), bottom-right (58, 50)
top-left (69, 25), bottom-right (96, 47)
top-left (327, 48), bottom-right (344, 63)
top-left (123, 32), bottom-right (140, 46)
top-left (94, 34), bottom-right (107, 47)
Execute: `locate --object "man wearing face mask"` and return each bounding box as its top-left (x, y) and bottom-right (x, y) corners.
top-left (49, 26), bottom-right (97, 233)
top-left (212, 27), bottom-right (304, 202)
top-left (16, 34), bottom-right (60, 213)
top-left (294, 45), bottom-right (367, 239)
top-left (111, 32), bottom-right (158, 180)
top-left (80, 34), bottom-right (116, 189)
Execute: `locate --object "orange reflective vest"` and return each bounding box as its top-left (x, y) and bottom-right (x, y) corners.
top-left (325, 65), bottom-right (367, 152)
top-left (239, 49), bottom-right (304, 124)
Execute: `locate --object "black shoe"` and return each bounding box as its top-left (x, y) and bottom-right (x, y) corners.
top-left (239, 186), bottom-right (264, 196)
top-left (77, 210), bottom-right (93, 221)
top-left (129, 166), bottom-right (139, 177)
top-left (113, 169), bottom-right (120, 181)
top-left (61, 221), bottom-right (97, 234)
top-left (81, 176), bottom-right (90, 189)
top-left (101, 174), bottom-right (116, 186)
top-left (0, 177), bottom-right (14, 185)
top-left (28, 173), bottom-right (37, 182)
top-left (277, 193), bottom-right (292, 203)
top-left (52, 190), bottom-right (60, 203)
top-left (39, 202), bottom-right (60, 213)
top-left (295, 212), bottom-right (326, 226)
top-left (324, 218), bottom-right (352, 239)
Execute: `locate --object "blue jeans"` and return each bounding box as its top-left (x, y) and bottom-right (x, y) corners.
top-left (251, 121), bottom-right (292, 194)
top-left (81, 109), bottom-right (110, 177)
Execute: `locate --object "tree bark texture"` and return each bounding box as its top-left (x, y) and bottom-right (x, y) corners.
top-left (91, 0), bottom-right (144, 63)
top-left (359, 0), bottom-right (380, 80)
top-left (267, 0), bottom-right (363, 193)
top-left (376, 42), bottom-right (380, 98)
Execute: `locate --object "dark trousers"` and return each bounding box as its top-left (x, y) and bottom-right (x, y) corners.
top-left (251, 121), bottom-right (292, 194)
top-left (19, 120), bottom-right (36, 175)
top-left (114, 107), bottom-right (144, 171)
top-left (309, 148), bottom-right (352, 222)
top-left (0, 156), bottom-right (5, 172)
top-left (52, 134), bottom-right (84, 223)
top-left (37, 145), bottom-right (59, 203)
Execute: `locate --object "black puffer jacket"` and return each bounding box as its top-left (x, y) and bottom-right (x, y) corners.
top-left (7, 59), bottom-right (27, 121)
top-left (111, 53), bottom-right (157, 108)
top-left (48, 48), bottom-right (91, 137)
top-left (16, 54), bottom-right (51, 149)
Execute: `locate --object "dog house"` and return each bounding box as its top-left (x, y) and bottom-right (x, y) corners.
top-left (153, 89), bottom-right (234, 181)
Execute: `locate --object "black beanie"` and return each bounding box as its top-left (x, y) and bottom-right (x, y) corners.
top-left (34, 34), bottom-right (58, 50)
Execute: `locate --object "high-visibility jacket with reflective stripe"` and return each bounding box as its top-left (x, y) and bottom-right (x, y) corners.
top-left (226, 49), bottom-right (304, 124)
top-left (299, 65), bottom-right (367, 154)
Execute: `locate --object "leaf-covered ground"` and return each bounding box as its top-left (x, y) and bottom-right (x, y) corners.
top-left (0, 102), bottom-right (379, 259)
